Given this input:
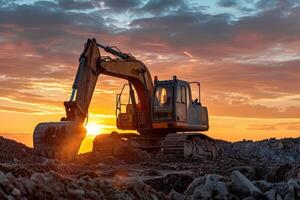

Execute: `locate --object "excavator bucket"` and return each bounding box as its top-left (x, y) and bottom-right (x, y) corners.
top-left (33, 121), bottom-right (86, 159)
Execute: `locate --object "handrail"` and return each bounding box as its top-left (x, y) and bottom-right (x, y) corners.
top-left (189, 81), bottom-right (201, 103)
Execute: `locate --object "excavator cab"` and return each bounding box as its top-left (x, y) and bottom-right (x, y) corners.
top-left (152, 76), bottom-right (209, 132)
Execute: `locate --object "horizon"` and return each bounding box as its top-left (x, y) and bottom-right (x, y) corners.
top-left (0, 0), bottom-right (300, 153)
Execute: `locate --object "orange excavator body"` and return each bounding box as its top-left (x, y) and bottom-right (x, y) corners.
top-left (33, 38), bottom-right (213, 160)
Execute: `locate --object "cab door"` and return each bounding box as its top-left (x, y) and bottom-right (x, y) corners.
top-left (153, 85), bottom-right (174, 121)
top-left (176, 85), bottom-right (187, 122)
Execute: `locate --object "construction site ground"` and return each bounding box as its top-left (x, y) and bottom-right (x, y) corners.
top-left (0, 136), bottom-right (300, 199)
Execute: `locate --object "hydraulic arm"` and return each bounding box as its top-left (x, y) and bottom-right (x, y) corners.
top-left (64, 39), bottom-right (153, 122)
top-left (33, 38), bottom-right (154, 159)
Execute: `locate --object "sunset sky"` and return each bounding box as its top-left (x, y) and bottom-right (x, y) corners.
top-left (0, 0), bottom-right (300, 151)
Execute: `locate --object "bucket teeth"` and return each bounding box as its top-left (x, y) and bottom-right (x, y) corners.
top-left (33, 121), bottom-right (86, 160)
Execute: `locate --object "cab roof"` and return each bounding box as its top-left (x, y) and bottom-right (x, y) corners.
top-left (155, 78), bottom-right (190, 87)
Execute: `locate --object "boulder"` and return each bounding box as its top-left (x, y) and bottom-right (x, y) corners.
top-left (192, 174), bottom-right (229, 200)
top-left (284, 179), bottom-right (300, 199)
top-left (254, 180), bottom-right (273, 192)
top-left (185, 176), bottom-right (206, 195)
top-left (230, 170), bottom-right (261, 198)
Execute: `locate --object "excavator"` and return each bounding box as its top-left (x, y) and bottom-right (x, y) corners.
top-left (33, 38), bottom-right (217, 160)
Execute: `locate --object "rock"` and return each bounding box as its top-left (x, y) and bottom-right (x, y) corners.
top-left (76, 169), bottom-right (100, 179)
top-left (1, 136), bottom-right (300, 199)
top-left (220, 138), bottom-right (300, 164)
top-left (0, 171), bottom-right (6, 184)
top-left (113, 141), bottom-right (152, 164)
top-left (85, 190), bottom-right (99, 199)
top-left (67, 188), bottom-right (85, 196)
top-left (169, 190), bottom-right (184, 200)
top-left (213, 181), bottom-right (229, 199)
top-left (285, 179), bottom-right (300, 199)
top-left (139, 169), bottom-right (162, 177)
top-left (285, 165), bottom-right (300, 180)
top-left (31, 173), bottom-right (46, 184)
top-left (273, 182), bottom-right (289, 198)
top-left (23, 179), bottom-right (35, 194)
top-left (254, 180), bottom-right (273, 192)
top-left (2, 183), bottom-right (16, 196)
top-left (185, 176), bottom-right (206, 195)
top-left (0, 137), bottom-right (34, 162)
top-left (231, 170), bottom-right (261, 198)
top-left (276, 194), bottom-right (283, 200)
top-left (233, 166), bottom-right (256, 180)
top-left (144, 173), bottom-right (194, 194)
top-left (6, 195), bottom-right (15, 200)
top-left (130, 179), bottom-right (166, 199)
top-left (265, 189), bottom-right (276, 200)
top-left (192, 174), bottom-right (229, 200)
top-left (0, 188), bottom-right (7, 199)
top-left (11, 187), bottom-right (21, 197)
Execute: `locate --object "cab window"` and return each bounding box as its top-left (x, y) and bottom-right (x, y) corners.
top-left (153, 85), bottom-right (173, 120)
top-left (176, 85), bottom-right (186, 104)
top-left (154, 86), bottom-right (172, 107)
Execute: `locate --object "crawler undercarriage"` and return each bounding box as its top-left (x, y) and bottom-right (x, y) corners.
top-left (92, 132), bottom-right (218, 160)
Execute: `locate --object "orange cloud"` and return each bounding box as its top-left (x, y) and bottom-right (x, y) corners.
top-left (0, 0), bottom-right (300, 148)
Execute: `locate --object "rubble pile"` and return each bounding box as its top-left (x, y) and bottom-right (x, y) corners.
top-left (0, 137), bottom-right (35, 163)
top-left (182, 170), bottom-right (300, 200)
top-left (0, 136), bottom-right (299, 199)
top-left (1, 164), bottom-right (300, 199)
top-left (220, 138), bottom-right (300, 163)
top-left (0, 169), bottom-right (169, 199)
top-left (150, 170), bottom-right (300, 199)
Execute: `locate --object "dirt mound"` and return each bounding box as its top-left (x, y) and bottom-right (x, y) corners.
top-left (220, 137), bottom-right (300, 163)
top-left (181, 170), bottom-right (300, 199)
top-left (0, 136), bottom-right (300, 199)
top-left (0, 169), bottom-right (168, 199)
top-left (0, 136), bottom-right (36, 163)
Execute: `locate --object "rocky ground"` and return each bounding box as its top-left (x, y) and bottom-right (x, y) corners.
top-left (0, 136), bottom-right (300, 199)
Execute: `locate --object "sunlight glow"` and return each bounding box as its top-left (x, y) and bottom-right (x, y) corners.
top-left (85, 122), bottom-right (102, 136)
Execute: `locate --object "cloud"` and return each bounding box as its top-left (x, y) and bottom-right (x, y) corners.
top-left (57, 0), bottom-right (94, 10)
top-left (98, 0), bottom-right (141, 11)
top-left (0, 0), bottom-right (299, 122)
top-left (128, 11), bottom-right (233, 51)
top-left (140, 0), bottom-right (185, 14)
top-left (248, 122), bottom-right (300, 131)
top-left (218, 0), bottom-right (238, 8)
top-left (0, 1), bottom-right (114, 46)
top-left (121, 1), bottom-right (300, 60)
top-left (0, 106), bottom-right (39, 114)
top-left (255, 0), bottom-right (280, 11)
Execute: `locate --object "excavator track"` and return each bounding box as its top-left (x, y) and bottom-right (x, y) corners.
top-left (92, 132), bottom-right (218, 161)
top-left (92, 132), bottom-right (161, 159)
top-left (92, 133), bottom-right (123, 158)
top-left (162, 133), bottom-right (218, 159)
top-left (92, 132), bottom-right (153, 163)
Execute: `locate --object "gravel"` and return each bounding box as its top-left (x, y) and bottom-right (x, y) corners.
top-left (0, 136), bottom-right (300, 199)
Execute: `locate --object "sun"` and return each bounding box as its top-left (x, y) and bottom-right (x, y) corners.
top-left (85, 122), bottom-right (102, 136)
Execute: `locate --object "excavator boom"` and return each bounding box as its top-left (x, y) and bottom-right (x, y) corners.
top-left (33, 38), bottom-right (154, 159)
top-left (33, 39), bottom-right (100, 159)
